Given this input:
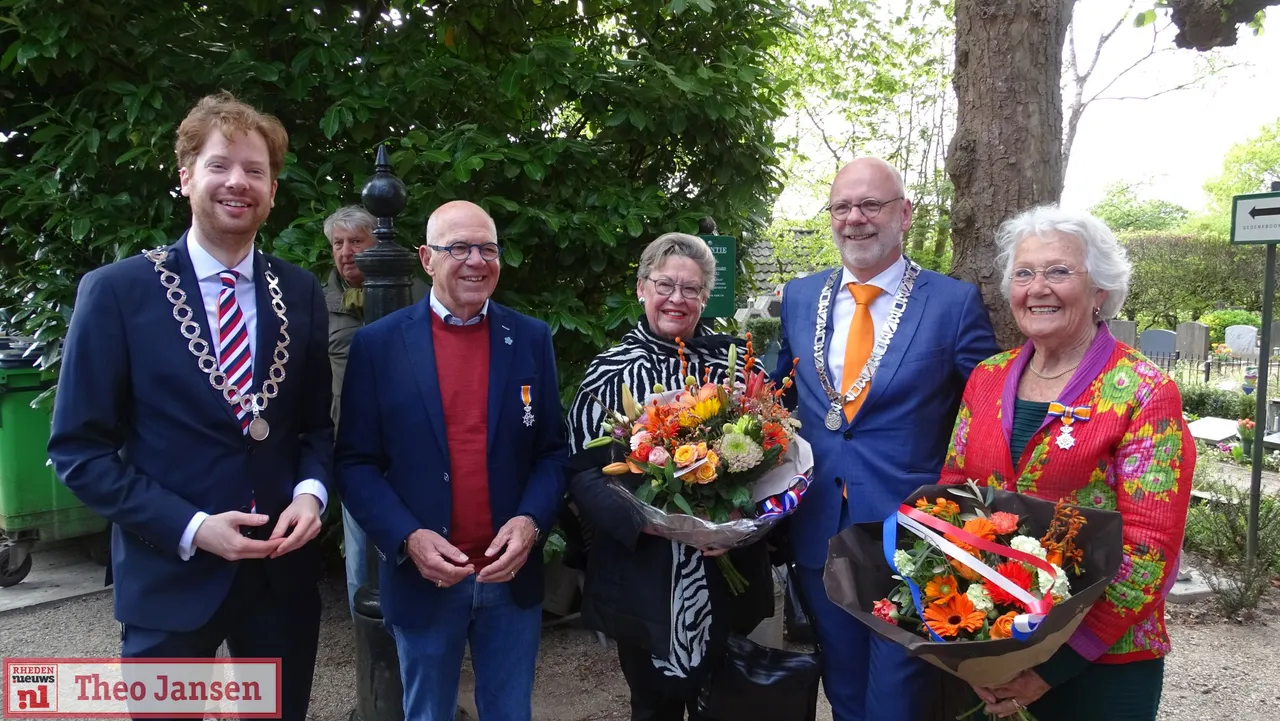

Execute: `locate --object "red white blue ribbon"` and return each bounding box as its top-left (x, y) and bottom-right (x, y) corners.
top-left (885, 505), bottom-right (1057, 642)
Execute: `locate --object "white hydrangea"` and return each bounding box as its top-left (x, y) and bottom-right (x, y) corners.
top-left (1035, 564), bottom-right (1072, 600)
top-left (1010, 535), bottom-right (1047, 560)
top-left (966, 583), bottom-right (996, 618)
top-left (893, 550), bottom-right (916, 577)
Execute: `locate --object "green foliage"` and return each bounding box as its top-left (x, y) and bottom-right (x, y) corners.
top-left (1183, 474), bottom-right (1280, 615)
top-left (1178, 384), bottom-right (1256, 421)
top-left (744, 316), bottom-right (780, 349)
top-left (1197, 309), bottom-right (1262, 344)
top-left (1089, 182), bottom-right (1189, 233)
top-left (1119, 231), bottom-right (1266, 328)
top-left (1203, 117), bottom-right (1280, 215)
top-left (0, 0), bottom-right (792, 409)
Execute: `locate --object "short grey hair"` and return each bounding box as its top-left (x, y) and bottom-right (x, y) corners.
top-left (323, 205), bottom-right (376, 243)
top-left (637, 232), bottom-right (716, 293)
top-left (995, 204), bottom-right (1131, 320)
top-left (425, 203), bottom-right (497, 245)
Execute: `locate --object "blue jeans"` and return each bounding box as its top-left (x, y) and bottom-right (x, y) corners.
top-left (388, 576), bottom-right (542, 721)
top-left (342, 504), bottom-right (367, 618)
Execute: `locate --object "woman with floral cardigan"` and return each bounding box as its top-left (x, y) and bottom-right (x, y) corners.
top-left (939, 206), bottom-right (1193, 721)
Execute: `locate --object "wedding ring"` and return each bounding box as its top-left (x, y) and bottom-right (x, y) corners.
top-left (436, 580), bottom-right (443, 588)
top-left (1012, 700), bottom-right (1025, 711)
top-left (510, 571), bottom-right (515, 579)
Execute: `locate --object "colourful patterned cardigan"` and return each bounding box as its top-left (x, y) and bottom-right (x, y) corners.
top-left (938, 323), bottom-right (1194, 666)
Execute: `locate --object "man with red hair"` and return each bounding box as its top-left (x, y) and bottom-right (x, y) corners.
top-left (49, 92), bottom-right (332, 721)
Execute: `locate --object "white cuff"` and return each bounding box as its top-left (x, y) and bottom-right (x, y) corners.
top-left (179, 512), bottom-right (209, 561)
top-left (293, 479), bottom-right (328, 515)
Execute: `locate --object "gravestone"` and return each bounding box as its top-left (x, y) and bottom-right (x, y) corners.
top-left (1176, 321), bottom-right (1210, 360)
top-left (1225, 325), bottom-right (1259, 359)
top-left (1187, 416), bottom-right (1242, 444)
top-left (1139, 329), bottom-right (1176, 357)
top-left (1272, 321), bottom-right (1280, 354)
top-left (1108, 319), bottom-right (1137, 348)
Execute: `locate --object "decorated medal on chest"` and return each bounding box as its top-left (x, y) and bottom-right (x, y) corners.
top-left (1048, 401), bottom-right (1091, 451)
top-left (825, 403), bottom-right (843, 431)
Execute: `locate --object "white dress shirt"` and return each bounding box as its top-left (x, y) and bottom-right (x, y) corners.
top-left (178, 232), bottom-right (328, 560)
top-left (826, 254), bottom-right (908, 385)
top-left (429, 287), bottom-right (489, 326)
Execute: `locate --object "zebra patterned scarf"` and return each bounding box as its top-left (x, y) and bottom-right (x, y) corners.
top-left (567, 316), bottom-right (757, 679)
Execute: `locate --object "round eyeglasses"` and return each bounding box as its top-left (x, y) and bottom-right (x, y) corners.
top-left (428, 242), bottom-right (502, 262)
top-left (1010, 265), bottom-right (1084, 285)
top-left (647, 277), bottom-right (705, 299)
top-left (826, 197), bottom-right (903, 220)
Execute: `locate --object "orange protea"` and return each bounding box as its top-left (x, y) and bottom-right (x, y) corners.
top-left (924, 594), bottom-right (986, 638)
top-left (924, 574), bottom-right (961, 606)
top-left (990, 611), bottom-right (1018, 639)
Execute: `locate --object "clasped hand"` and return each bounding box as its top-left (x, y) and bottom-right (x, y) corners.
top-left (192, 494), bottom-right (323, 561)
top-left (406, 516), bottom-right (537, 588)
top-left (971, 670), bottom-right (1050, 718)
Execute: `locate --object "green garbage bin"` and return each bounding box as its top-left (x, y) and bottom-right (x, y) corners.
top-left (0, 345), bottom-right (108, 586)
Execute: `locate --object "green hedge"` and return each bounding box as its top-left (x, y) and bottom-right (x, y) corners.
top-left (1198, 310), bottom-right (1262, 344)
top-left (1179, 384), bottom-right (1256, 421)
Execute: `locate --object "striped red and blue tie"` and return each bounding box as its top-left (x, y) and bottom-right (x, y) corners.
top-left (216, 270), bottom-right (253, 435)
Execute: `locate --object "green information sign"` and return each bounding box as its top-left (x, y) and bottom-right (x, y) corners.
top-left (699, 234), bottom-right (737, 318)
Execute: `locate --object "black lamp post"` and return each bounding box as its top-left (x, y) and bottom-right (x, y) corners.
top-left (349, 142), bottom-right (416, 721)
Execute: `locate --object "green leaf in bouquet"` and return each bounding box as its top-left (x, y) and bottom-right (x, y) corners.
top-left (671, 492), bottom-right (694, 515)
top-left (730, 484), bottom-right (752, 511)
top-left (636, 483), bottom-right (657, 504)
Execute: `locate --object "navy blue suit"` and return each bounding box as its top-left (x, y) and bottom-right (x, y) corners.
top-left (47, 235), bottom-right (333, 720)
top-left (334, 295), bottom-right (569, 626)
top-left (773, 264), bottom-right (998, 720)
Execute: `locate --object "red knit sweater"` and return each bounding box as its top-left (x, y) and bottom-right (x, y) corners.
top-left (431, 313), bottom-right (495, 571)
top-left (939, 330), bottom-right (1194, 665)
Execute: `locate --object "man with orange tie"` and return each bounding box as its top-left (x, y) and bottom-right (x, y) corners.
top-left (772, 157), bottom-right (998, 720)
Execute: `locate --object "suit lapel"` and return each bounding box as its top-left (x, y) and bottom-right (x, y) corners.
top-left (486, 304), bottom-right (514, 445)
top-left (848, 270), bottom-right (931, 430)
top-left (169, 238), bottom-right (242, 428)
top-left (401, 301), bottom-right (450, 458)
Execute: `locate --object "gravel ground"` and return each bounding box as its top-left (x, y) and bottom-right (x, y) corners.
top-left (2, 568), bottom-right (1277, 721)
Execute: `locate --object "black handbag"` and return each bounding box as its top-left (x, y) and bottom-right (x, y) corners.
top-left (695, 564), bottom-right (823, 721)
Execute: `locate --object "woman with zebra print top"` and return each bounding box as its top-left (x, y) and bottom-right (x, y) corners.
top-left (566, 233), bottom-right (775, 721)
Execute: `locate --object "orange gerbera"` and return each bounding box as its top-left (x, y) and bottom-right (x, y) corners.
top-left (923, 594), bottom-right (986, 638)
top-left (990, 611), bottom-right (1018, 639)
top-left (924, 574), bottom-right (961, 606)
top-left (961, 517), bottom-right (998, 542)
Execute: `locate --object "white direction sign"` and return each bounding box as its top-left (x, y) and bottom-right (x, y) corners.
top-left (1232, 190), bottom-right (1280, 245)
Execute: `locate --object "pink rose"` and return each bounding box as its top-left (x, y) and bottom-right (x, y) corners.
top-left (648, 446), bottom-right (670, 467)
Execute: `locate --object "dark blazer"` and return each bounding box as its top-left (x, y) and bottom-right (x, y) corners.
top-left (772, 265), bottom-right (999, 569)
top-left (334, 295), bottom-right (569, 627)
top-left (47, 235), bottom-right (334, 632)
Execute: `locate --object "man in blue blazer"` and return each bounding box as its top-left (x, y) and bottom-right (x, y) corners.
top-left (47, 93), bottom-right (332, 720)
top-left (773, 157), bottom-right (999, 720)
top-left (335, 200), bottom-right (569, 721)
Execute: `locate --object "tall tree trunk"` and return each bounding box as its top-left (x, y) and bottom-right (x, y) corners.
top-left (946, 0), bottom-right (1076, 350)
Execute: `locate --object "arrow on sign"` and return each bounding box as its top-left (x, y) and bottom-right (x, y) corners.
top-left (1249, 206), bottom-right (1280, 219)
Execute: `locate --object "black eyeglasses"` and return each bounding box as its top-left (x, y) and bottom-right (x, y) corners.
top-left (825, 197), bottom-right (903, 220)
top-left (647, 276), bottom-right (705, 299)
top-left (428, 242), bottom-right (502, 262)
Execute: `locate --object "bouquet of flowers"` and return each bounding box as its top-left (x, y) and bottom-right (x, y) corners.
top-left (583, 334), bottom-right (813, 593)
top-left (823, 482), bottom-right (1123, 720)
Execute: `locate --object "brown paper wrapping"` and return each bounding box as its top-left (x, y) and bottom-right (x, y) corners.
top-left (823, 483), bottom-right (1125, 688)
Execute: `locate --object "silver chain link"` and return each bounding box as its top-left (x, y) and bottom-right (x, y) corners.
top-left (812, 258), bottom-right (921, 429)
top-left (143, 247), bottom-right (290, 418)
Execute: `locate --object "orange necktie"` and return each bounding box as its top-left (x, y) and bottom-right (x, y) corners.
top-left (840, 283), bottom-right (882, 422)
